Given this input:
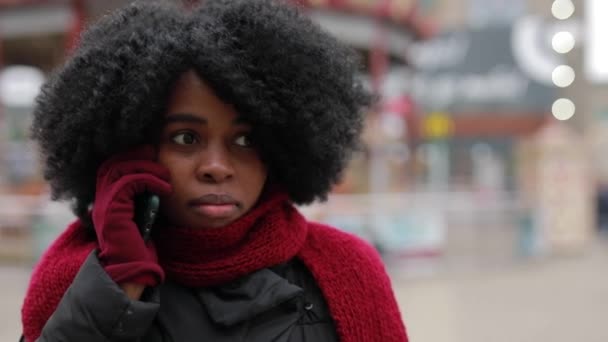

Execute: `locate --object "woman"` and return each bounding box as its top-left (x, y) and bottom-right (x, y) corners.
top-left (21, 0), bottom-right (408, 341)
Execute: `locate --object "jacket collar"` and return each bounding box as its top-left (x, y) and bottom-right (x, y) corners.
top-left (196, 266), bottom-right (303, 326)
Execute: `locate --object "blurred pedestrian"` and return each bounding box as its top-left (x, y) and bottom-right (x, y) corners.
top-left (20, 0), bottom-right (407, 341)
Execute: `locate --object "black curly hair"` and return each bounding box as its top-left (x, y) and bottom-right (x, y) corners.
top-left (31, 0), bottom-right (370, 225)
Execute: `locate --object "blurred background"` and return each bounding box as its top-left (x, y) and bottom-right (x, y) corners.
top-left (0, 0), bottom-right (607, 341)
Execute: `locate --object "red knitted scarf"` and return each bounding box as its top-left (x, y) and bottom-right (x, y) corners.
top-left (155, 191), bottom-right (308, 287)
top-left (22, 192), bottom-right (408, 342)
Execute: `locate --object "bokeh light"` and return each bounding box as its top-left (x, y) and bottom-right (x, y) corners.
top-left (552, 31), bottom-right (575, 54)
top-left (552, 65), bottom-right (575, 87)
top-left (551, 0), bottom-right (575, 20)
top-left (552, 98), bottom-right (576, 120)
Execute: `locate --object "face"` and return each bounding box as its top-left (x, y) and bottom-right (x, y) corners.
top-left (157, 70), bottom-right (267, 229)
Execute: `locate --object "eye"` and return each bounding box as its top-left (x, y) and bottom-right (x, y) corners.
top-left (172, 132), bottom-right (197, 145)
top-left (235, 134), bottom-right (254, 147)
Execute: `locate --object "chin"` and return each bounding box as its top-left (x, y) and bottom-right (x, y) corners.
top-left (184, 216), bottom-right (237, 229)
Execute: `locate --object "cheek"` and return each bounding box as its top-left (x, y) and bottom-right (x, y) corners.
top-left (244, 159), bottom-right (268, 191)
top-left (157, 151), bottom-right (188, 224)
top-left (157, 149), bottom-right (186, 192)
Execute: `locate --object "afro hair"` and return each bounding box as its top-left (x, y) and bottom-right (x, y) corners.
top-left (31, 0), bottom-right (371, 224)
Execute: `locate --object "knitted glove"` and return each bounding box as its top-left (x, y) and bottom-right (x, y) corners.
top-left (92, 146), bottom-right (172, 286)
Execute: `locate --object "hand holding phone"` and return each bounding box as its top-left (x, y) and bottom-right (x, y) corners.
top-left (92, 145), bottom-right (171, 288)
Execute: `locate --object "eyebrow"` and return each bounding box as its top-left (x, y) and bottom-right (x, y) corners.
top-left (165, 112), bottom-right (251, 126)
top-left (165, 113), bottom-right (207, 125)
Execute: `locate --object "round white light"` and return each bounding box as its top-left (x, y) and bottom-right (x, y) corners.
top-left (551, 0), bottom-right (575, 20)
top-left (552, 65), bottom-right (575, 87)
top-left (552, 31), bottom-right (575, 53)
top-left (552, 98), bottom-right (575, 121)
top-left (0, 65), bottom-right (45, 107)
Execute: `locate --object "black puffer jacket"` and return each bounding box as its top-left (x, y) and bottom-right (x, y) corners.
top-left (30, 252), bottom-right (337, 341)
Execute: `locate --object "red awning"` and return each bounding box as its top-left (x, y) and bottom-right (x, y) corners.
top-left (0, 0), bottom-right (61, 7)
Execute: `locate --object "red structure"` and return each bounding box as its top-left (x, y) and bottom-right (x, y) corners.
top-left (298, 0), bottom-right (432, 39)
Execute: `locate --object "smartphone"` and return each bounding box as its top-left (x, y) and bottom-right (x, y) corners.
top-left (134, 192), bottom-right (160, 242)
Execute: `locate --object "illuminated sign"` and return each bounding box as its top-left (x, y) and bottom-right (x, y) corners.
top-left (585, 0), bottom-right (608, 83)
top-left (386, 26), bottom-right (555, 112)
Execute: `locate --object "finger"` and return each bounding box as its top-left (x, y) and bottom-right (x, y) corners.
top-left (120, 283), bottom-right (146, 300)
top-left (97, 145), bottom-right (158, 177)
top-left (101, 160), bottom-right (171, 184)
top-left (114, 174), bottom-right (173, 197)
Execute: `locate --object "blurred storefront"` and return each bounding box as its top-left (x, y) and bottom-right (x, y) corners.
top-left (0, 0), bottom-right (599, 268)
top-left (0, 0), bottom-right (432, 262)
top-left (402, 24), bottom-right (553, 191)
top-left (300, 0), bottom-right (432, 196)
top-left (0, 0), bottom-right (79, 261)
top-left (305, 0), bottom-right (596, 269)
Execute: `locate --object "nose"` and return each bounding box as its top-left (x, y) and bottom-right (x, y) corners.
top-left (196, 144), bottom-right (234, 183)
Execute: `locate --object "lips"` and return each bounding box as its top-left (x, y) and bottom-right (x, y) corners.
top-left (188, 194), bottom-right (239, 206)
top-left (188, 194), bottom-right (240, 220)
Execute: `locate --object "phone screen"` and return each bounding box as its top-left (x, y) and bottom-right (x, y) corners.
top-left (134, 193), bottom-right (160, 241)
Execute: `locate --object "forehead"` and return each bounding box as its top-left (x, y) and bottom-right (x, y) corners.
top-left (165, 70), bottom-right (240, 124)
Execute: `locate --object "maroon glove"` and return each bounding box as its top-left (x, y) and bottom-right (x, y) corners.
top-left (92, 146), bottom-right (172, 287)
